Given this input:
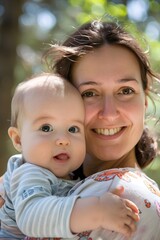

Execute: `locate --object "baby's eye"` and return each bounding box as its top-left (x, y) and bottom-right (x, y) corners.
top-left (119, 87), bottom-right (134, 95)
top-left (40, 124), bottom-right (53, 132)
top-left (68, 126), bottom-right (79, 133)
top-left (81, 91), bottom-right (96, 98)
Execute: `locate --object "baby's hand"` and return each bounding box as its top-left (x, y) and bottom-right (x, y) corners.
top-left (99, 186), bottom-right (140, 237)
top-left (0, 176), bottom-right (5, 208)
top-left (0, 197), bottom-right (5, 208)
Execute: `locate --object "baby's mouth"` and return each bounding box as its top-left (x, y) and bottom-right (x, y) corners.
top-left (54, 153), bottom-right (70, 160)
top-left (94, 127), bottom-right (122, 136)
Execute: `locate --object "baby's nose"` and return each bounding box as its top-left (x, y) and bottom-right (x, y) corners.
top-left (56, 137), bottom-right (70, 146)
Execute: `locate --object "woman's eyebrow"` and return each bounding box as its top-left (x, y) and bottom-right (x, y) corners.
top-left (118, 78), bottom-right (139, 83)
top-left (78, 81), bottom-right (99, 87)
top-left (78, 79), bottom-right (139, 87)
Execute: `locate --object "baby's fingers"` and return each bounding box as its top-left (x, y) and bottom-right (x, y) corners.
top-left (129, 210), bottom-right (140, 223)
top-left (0, 196), bottom-right (5, 208)
top-left (123, 219), bottom-right (137, 238)
top-left (125, 199), bottom-right (139, 214)
top-left (111, 186), bottom-right (124, 196)
top-left (125, 201), bottom-right (140, 222)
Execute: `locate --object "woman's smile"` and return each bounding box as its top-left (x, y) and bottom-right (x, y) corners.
top-left (93, 127), bottom-right (122, 136)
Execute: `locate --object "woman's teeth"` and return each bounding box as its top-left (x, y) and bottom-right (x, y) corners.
top-left (95, 127), bottom-right (121, 136)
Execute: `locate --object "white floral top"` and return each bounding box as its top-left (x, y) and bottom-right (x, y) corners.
top-left (26, 167), bottom-right (160, 240)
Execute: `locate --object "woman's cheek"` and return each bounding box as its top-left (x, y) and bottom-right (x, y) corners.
top-left (84, 104), bottom-right (97, 126)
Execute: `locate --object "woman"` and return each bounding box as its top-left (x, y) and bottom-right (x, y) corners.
top-left (1, 19), bottom-right (160, 239)
top-left (47, 20), bottom-right (158, 172)
top-left (44, 19), bottom-right (160, 239)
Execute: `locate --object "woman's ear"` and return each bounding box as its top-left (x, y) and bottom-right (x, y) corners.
top-left (8, 127), bottom-right (22, 152)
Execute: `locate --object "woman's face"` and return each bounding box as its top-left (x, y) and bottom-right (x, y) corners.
top-left (72, 44), bottom-right (147, 163)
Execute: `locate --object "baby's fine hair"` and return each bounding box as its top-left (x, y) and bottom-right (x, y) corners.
top-left (44, 19), bottom-right (159, 168)
top-left (10, 73), bottom-right (80, 128)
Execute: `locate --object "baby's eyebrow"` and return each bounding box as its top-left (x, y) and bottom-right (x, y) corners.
top-left (33, 116), bottom-right (53, 125)
top-left (74, 119), bottom-right (84, 126)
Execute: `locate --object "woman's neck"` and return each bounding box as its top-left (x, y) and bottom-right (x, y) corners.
top-left (83, 150), bottom-right (138, 177)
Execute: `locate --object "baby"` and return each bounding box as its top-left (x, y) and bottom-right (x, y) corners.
top-left (0, 73), bottom-right (139, 239)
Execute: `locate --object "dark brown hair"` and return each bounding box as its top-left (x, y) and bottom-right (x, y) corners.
top-left (44, 20), bottom-right (159, 168)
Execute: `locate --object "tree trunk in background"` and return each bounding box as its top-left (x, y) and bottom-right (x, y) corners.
top-left (0, 0), bottom-right (22, 175)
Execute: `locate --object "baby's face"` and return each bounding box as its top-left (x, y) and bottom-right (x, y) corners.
top-left (20, 86), bottom-right (86, 179)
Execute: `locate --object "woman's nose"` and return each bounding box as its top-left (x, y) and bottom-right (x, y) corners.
top-left (98, 96), bottom-right (119, 120)
top-left (56, 136), bottom-right (70, 146)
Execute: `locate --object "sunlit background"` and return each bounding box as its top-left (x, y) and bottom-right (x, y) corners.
top-left (0, 0), bottom-right (160, 184)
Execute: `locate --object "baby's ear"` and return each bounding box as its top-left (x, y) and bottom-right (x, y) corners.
top-left (8, 127), bottom-right (22, 152)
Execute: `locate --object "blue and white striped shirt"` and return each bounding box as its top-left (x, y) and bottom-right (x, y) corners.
top-left (0, 154), bottom-right (79, 239)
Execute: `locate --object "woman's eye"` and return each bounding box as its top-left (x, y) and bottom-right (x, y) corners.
top-left (119, 88), bottom-right (134, 95)
top-left (81, 91), bottom-right (96, 98)
top-left (40, 124), bottom-right (53, 132)
top-left (68, 126), bottom-right (79, 133)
